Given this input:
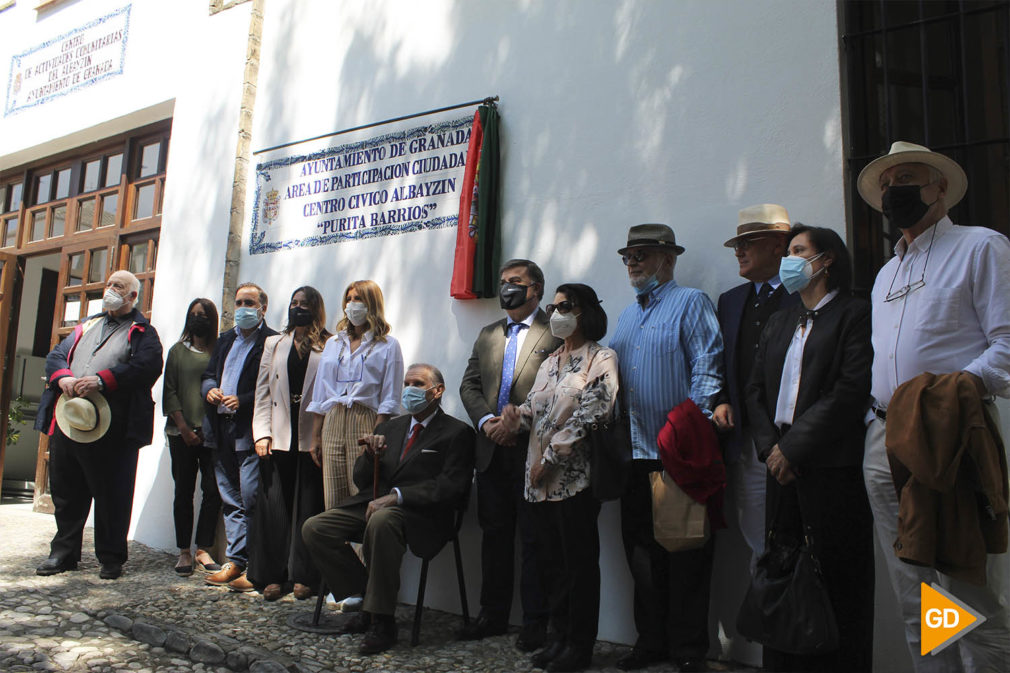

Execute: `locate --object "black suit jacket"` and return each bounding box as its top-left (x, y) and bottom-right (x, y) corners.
top-left (717, 282), bottom-right (799, 461)
top-left (459, 309), bottom-right (561, 472)
top-left (342, 408), bottom-right (476, 558)
top-left (745, 293), bottom-right (872, 469)
top-left (201, 322), bottom-right (278, 448)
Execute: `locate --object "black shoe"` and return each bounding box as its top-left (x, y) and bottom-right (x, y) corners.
top-left (516, 621), bottom-right (548, 652)
top-left (456, 614), bottom-right (508, 641)
top-left (358, 615), bottom-right (397, 655)
top-left (616, 648), bottom-right (666, 671)
top-left (338, 611), bottom-right (371, 635)
top-left (674, 657), bottom-right (706, 672)
top-left (99, 563), bottom-right (123, 580)
top-left (35, 556), bottom-right (78, 576)
top-left (531, 639), bottom-right (566, 669)
top-left (547, 644), bottom-right (593, 672)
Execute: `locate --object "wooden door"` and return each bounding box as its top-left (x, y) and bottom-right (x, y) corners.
top-left (0, 252), bottom-right (25, 499)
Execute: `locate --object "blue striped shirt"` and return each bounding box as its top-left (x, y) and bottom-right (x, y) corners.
top-left (610, 280), bottom-right (724, 460)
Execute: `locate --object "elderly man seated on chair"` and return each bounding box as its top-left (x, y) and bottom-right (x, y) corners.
top-left (302, 362), bottom-right (475, 654)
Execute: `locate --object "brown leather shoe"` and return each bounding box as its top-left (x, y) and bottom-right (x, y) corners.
top-left (228, 573), bottom-right (255, 593)
top-left (358, 614), bottom-right (397, 655)
top-left (262, 583), bottom-right (285, 601)
top-left (204, 562), bottom-right (244, 586)
top-left (293, 583), bottom-right (314, 600)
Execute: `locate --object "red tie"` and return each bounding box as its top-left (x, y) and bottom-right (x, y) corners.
top-left (400, 423), bottom-right (423, 462)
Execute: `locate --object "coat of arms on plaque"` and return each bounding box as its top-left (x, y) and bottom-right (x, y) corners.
top-left (263, 189), bottom-right (279, 226)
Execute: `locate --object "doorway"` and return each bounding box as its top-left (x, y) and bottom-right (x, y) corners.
top-left (1, 253), bottom-right (59, 504)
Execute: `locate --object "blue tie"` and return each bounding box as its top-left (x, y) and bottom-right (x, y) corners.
top-left (496, 322), bottom-right (525, 414)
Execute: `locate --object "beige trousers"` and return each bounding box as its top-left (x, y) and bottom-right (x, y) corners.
top-left (321, 402), bottom-right (377, 509)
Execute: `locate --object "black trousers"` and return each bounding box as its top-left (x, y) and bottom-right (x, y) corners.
top-left (620, 459), bottom-right (714, 660)
top-left (247, 450), bottom-right (324, 588)
top-left (475, 440), bottom-right (547, 626)
top-left (762, 466), bottom-right (874, 673)
top-left (48, 428), bottom-right (139, 565)
top-left (168, 433), bottom-right (221, 549)
top-left (532, 489), bottom-right (602, 650)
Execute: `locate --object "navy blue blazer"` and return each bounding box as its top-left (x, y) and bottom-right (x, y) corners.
top-left (717, 282), bottom-right (799, 462)
top-left (201, 322), bottom-right (277, 449)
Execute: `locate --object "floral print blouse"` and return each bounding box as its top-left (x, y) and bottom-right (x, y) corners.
top-left (517, 341), bottom-right (619, 502)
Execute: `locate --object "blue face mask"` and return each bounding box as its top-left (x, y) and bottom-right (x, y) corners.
top-left (402, 386), bottom-right (433, 414)
top-left (633, 274), bottom-right (660, 297)
top-left (234, 306), bottom-right (261, 330)
top-left (779, 252), bottom-right (824, 294)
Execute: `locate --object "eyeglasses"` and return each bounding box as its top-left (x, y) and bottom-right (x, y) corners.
top-left (883, 221), bottom-right (938, 302)
top-left (621, 251), bottom-right (651, 266)
top-left (733, 236), bottom-right (770, 252)
top-left (545, 301), bottom-right (576, 316)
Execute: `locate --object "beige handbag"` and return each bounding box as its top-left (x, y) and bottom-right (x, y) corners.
top-left (650, 470), bottom-right (709, 551)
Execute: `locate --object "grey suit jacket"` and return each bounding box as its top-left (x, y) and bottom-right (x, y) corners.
top-left (459, 308), bottom-right (561, 472)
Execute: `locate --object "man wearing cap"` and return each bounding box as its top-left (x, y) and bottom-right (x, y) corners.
top-left (458, 259), bottom-right (560, 650)
top-left (712, 204), bottom-right (797, 566)
top-left (610, 224), bottom-right (723, 672)
top-left (34, 270), bottom-right (163, 580)
top-left (859, 141), bottom-right (1010, 671)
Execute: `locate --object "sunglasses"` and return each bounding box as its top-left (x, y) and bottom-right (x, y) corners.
top-left (545, 301), bottom-right (576, 316)
top-left (733, 236), bottom-right (770, 252)
top-left (621, 251), bottom-right (651, 265)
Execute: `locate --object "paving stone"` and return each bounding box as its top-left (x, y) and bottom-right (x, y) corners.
top-left (132, 622), bottom-right (167, 647)
top-left (190, 640), bottom-right (227, 665)
top-left (164, 630), bottom-right (191, 654)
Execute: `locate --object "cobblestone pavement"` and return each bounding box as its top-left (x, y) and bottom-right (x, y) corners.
top-left (1, 503), bottom-right (755, 672)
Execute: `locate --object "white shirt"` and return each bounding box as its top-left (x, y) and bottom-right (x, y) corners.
top-left (305, 330), bottom-right (404, 416)
top-left (870, 217), bottom-right (1010, 409)
top-left (477, 307), bottom-right (539, 430)
top-left (774, 290), bottom-right (839, 427)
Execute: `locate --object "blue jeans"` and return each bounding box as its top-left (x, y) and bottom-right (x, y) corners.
top-left (213, 421), bottom-right (260, 568)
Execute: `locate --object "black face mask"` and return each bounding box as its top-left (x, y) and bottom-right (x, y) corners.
top-left (187, 314), bottom-right (212, 337)
top-left (499, 282), bottom-right (530, 310)
top-left (881, 184), bottom-right (932, 230)
top-left (288, 306), bottom-right (313, 327)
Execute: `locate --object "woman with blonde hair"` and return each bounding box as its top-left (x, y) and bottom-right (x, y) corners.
top-left (248, 286), bottom-right (331, 601)
top-left (306, 280), bottom-right (404, 509)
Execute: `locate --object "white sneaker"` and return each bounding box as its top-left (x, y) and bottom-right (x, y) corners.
top-left (338, 595), bottom-right (363, 613)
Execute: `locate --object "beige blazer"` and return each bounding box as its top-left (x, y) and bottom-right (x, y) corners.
top-left (252, 333), bottom-right (321, 452)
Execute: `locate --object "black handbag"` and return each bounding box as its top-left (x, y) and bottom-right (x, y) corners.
top-left (736, 527), bottom-right (840, 654)
top-left (586, 410), bottom-right (632, 501)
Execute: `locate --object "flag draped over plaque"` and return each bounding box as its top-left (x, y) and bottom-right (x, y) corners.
top-left (450, 103), bottom-right (501, 299)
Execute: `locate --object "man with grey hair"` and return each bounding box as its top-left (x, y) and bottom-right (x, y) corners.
top-left (860, 141), bottom-right (1010, 672)
top-left (302, 363), bottom-right (475, 654)
top-left (34, 270), bottom-right (163, 580)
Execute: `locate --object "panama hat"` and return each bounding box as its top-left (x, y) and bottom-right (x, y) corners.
top-left (55, 391), bottom-right (111, 444)
top-left (618, 223), bottom-right (685, 255)
top-left (857, 141), bottom-right (967, 212)
top-left (724, 204), bottom-right (792, 247)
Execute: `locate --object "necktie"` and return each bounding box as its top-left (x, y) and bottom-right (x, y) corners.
top-left (757, 283), bottom-right (773, 304)
top-left (496, 322), bottom-right (526, 414)
top-left (400, 423), bottom-right (423, 462)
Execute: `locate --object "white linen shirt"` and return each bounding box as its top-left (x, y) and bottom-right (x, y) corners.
top-left (305, 330), bottom-right (404, 416)
top-left (774, 290), bottom-right (838, 427)
top-left (870, 216), bottom-right (1010, 409)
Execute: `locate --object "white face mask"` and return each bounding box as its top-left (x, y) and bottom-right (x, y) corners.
top-left (102, 288), bottom-right (125, 311)
top-left (549, 311), bottom-right (579, 339)
top-left (344, 301), bottom-right (368, 327)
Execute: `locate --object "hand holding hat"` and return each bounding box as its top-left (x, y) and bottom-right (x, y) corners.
top-left (55, 391), bottom-right (112, 444)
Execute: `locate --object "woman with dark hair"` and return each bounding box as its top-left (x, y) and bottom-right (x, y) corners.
top-left (306, 280), bottom-right (404, 510)
top-left (248, 286), bottom-right (331, 600)
top-left (746, 225), bottom-right (874, 672)
top-left (502, 283), bottom-right (618, 672)
top-left (163, 298), bottom-right (222, 576)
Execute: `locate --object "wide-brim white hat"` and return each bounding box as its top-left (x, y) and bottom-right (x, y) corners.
top-left (857, 141), bottom-right (967, 212)
top-left (55, 391), bottom-right (111, 444)
top-left (724, 203), bottom-right (792, 247)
